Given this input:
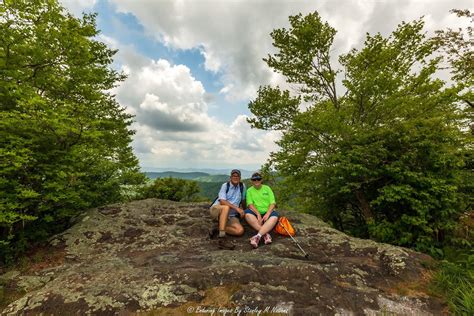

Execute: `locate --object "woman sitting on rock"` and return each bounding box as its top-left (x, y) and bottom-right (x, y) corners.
top-left (244, 172), bottom-right (279, 248)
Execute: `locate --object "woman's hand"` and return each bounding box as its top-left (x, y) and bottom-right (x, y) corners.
top-left (262, 212), bottom-right (270, 223)
top-left (257, 214), bottom-right (263, 225)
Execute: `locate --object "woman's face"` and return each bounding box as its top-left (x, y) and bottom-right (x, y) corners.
top-left (251, 178), bottom-right (262, 188)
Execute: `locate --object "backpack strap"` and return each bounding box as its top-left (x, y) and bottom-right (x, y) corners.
top-left (225, 181), bottom-right (244, 206)
top-left (239, 182), bottom-right (244, 205)
top-left (210, 196), bottom-right (218, 208)
top-left (225, 181), bottom-right (230, 194)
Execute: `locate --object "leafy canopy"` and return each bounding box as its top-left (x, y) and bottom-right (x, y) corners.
top-left (140, 178), bottom-right (201, 202)
top-left (0, 0), bottom-right (145, 263)
top-left (249, 11), bottom-right (472, 256)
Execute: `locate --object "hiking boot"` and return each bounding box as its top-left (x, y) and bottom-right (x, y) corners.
top-left (250, 235), bottom-right (261, 248)
top-left (208, 226), bottom-right (219, 239)
top-left (263, 233), bottom-right (272, 245)
top-left (218, 238), bottom-right (235, 250)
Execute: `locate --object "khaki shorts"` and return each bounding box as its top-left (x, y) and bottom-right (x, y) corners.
top-left (209, 205), bottom-right (240, 221)
top-left (210, 204), bottom-right (223, 220)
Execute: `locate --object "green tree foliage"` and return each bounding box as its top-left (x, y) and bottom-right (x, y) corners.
top-left (249, 11), bottom-right (472, 255)
top-left (435, 10), bottom-right (473, 91)
top-left (435, 10), bottom-right (474, 222)
top-left (140, 178), bottom-right (201, 202)
top-left (0, 0), bottom-right (145, 263)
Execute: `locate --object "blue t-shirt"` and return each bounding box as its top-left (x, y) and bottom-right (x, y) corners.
top-left (212, 182), bottom-right (246, 207)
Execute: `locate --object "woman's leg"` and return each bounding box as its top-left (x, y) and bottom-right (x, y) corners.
top-left (245, 213), bottom-right (262, 232)
top-left (258, 216), bottom-right (278, 235)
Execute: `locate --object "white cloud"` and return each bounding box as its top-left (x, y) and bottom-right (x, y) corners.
top-left (200, 45), bottom-right (221, 73)
top-left (110, 0), bottom-right (471, 101)
top-left (105, 39), bottom-right (279, 169)
top-left (60, 0), bottom-right (96, 16)
top-left (114, 57), bottom-right (211, 132)
top-left (133, 115), bottom-right (280, 169)
top-left (60, 0), bottom-right (472, 170)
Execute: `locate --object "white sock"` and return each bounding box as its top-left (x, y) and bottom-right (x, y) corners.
top-left (219, 231), bottom-right (226, 238)
top-left (256, 233), bottom-right (262, 238)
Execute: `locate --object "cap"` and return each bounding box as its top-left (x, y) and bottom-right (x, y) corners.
top-left (251, 172), bottom-right (263, 180)
top-left (230, 169), bottom-right (241, 177)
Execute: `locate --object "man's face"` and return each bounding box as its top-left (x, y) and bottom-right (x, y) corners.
top-left (230, 173), bottom-right (240, 185)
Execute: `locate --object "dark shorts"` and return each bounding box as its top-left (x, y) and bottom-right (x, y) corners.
top-left (244, 209), bottom-right (279, 218)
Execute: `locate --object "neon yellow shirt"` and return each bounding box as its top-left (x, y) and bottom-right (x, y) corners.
top-left (246, 185), bottom-right (276, 214)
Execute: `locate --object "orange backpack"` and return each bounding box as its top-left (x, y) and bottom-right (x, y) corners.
top-left (274, 216), bottom-right (295, 236)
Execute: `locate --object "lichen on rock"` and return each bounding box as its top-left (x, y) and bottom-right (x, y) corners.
top-left (1, 198), bottom-right (444, 315)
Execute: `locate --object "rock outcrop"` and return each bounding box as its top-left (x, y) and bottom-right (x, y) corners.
top-left (1, 199), bottom-right (445, 315)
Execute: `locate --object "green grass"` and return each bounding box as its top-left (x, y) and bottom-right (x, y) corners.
top-left (430, 260), bottom-right (474, 315)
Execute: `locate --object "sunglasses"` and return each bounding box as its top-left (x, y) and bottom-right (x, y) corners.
top-left (251, 178), bottom-right (262, 181)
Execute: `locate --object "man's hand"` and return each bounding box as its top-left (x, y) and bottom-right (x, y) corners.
top-left (237, 208), bottom-right (245, 218)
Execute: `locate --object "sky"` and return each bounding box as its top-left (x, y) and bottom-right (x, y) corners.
top-left (60, 0), bottom-right (472, 172)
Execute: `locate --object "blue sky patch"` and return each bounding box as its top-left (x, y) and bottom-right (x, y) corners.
top-left (93, 0), bottom-right (223, 95)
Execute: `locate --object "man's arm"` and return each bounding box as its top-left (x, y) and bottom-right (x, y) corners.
top-left (240, 198), bottom-right (247, 209)
top-left (217, 183), bottom-right (244, 216)
top-left (219, 198), bottom-right (243, 213)
top-left (221, 200), bottom-right (244, 218)
top-left (241, 184), bottom-right (247, 209)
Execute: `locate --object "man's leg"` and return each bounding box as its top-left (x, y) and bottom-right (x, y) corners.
top-left (208, 205), bottom-right (222, 239)
top-left (245, 213), bottom-right (262, 232)
top-left (226, 217), bottom-right (244, 236)
top-left (216, 206), bottom-right (236, 250)
top-left (258, 216), bottom-right (278, 236)
top-left (218, 205), bottom-right (230, 234)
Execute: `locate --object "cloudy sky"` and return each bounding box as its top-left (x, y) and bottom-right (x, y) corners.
top-left (60, 0), bottom-right (471, 171)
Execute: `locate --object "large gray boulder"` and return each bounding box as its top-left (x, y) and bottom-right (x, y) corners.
top-left (1, 199), bottom-right (444, 315)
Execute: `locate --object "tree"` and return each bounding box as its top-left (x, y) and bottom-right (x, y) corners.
top-left (249, 12), bottom-right (471, 255)
top-left (140, 178), bottom-right (201, 202)
top-left (435, 10), bottom-right (473, 90)
top-left (0, 0), bottom-right (144, 263)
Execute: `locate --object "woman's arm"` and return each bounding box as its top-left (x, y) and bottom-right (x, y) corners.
top-left (262, 203), bottom-right (276, 222)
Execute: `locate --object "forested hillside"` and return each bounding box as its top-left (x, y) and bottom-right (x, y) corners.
top-left (145, 171), bottom-right (209, 180)
top-left (143, 172), bottom-right (235, 201)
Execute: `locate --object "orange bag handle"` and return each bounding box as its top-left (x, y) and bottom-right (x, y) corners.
top-left (274, 216), bottom-right (295, 236)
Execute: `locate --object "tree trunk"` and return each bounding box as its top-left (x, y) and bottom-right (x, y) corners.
top-left (355, 190), bottom-right (374, 222)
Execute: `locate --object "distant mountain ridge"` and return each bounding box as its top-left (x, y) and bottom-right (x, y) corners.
top-left (145, 171), bottom-right (210, 180)
top-left (194, 175), bottom-right (229, 182)
top-left (145, 171), bottom-right (248, 182)
top-left (144, 171), bottom-right (245, 200)
top-left (143, 168), bottom-right (254, 178)
top-left (144, 171), bottom-right (250, 200)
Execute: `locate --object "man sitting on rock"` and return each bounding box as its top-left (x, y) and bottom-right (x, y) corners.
top-left (209, 169), bottom-right (246, 250)
top-left (245, 172), bottom-right (279, 248)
